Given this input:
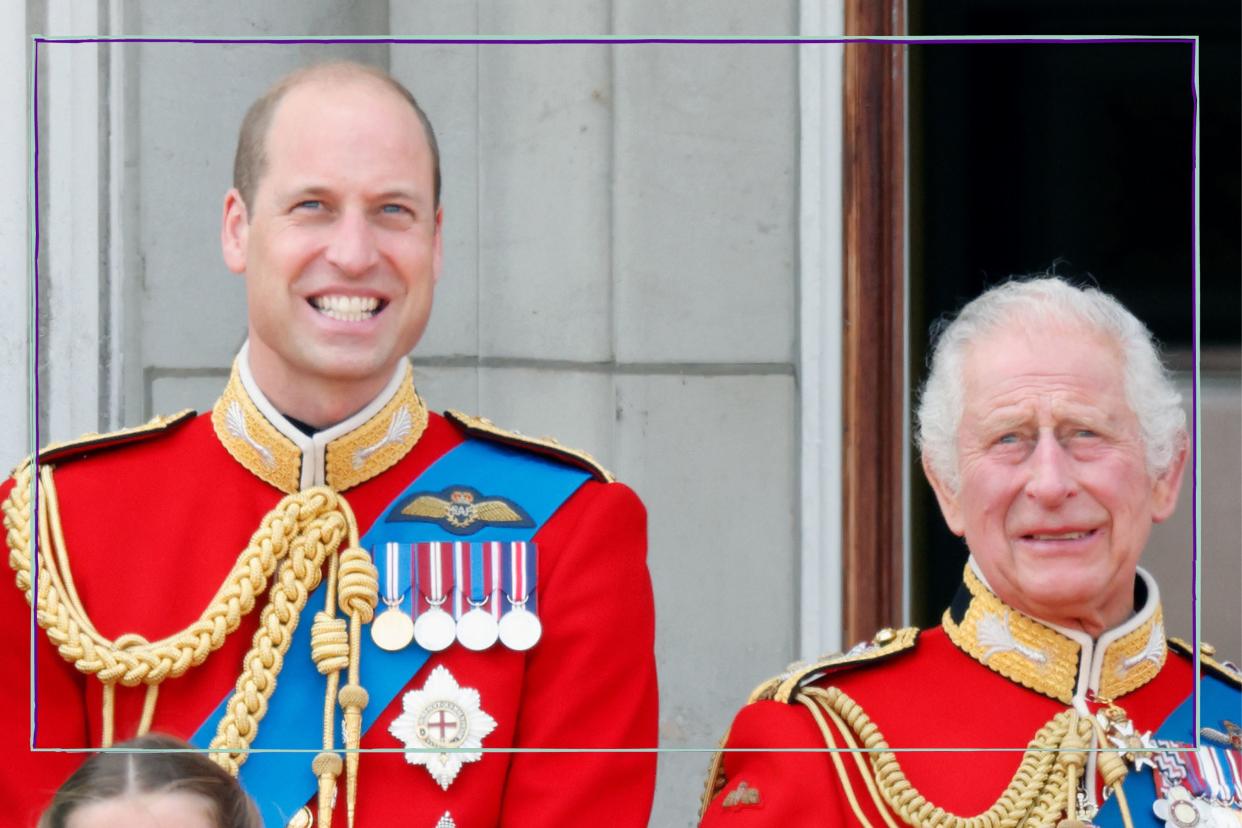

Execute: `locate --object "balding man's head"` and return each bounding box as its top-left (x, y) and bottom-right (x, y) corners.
top-left (231, 61), bottom-right (441, 213)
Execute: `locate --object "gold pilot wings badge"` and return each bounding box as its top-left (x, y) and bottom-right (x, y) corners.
top-left (388, 486), bottom-right (535, 536)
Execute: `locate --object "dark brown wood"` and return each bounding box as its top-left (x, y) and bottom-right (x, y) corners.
top-left (841, 0), bottom-right (906, 645)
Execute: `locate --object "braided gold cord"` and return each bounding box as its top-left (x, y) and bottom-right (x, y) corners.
top-left (801, 686), bottom-right (1093, 828)
top-left (796, 693), bottom-right (887, 828)
top-left (312, 553), bottom-right (346, 828)
top-left (3, 458), bottom-right (381, 823)
top-left (4, 461), bottom-right (343, 689)
top-left (208, 493), bottom-right (349, 773)
top-left (336, 541), bottom-right (379, 828)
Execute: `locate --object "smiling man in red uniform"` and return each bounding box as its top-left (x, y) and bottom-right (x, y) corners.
top-left (700, 278), bottom-right (1240, 827)
top-left (2, 62), bottom-right (657, 827)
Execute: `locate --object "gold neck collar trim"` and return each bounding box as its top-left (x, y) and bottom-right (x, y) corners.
top-left (942, 562), bottom-right (1166, 704)
top-left (211, 345), bottom-right (428, 493)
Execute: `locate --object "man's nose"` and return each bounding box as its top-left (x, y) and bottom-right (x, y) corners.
top-left (1024, 432), bottom-right (1075, 505)
top-left (324, 209), bottom-right (380, 276)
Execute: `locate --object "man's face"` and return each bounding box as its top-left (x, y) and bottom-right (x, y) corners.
top-left (221, 77), bottom-right (442, 402)
top-left (924, 323), bottom-right (1185, 631)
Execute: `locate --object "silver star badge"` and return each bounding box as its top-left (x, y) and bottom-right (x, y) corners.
top-left (1099, 714), bottom-right (1157, 771)
top-left (390, 665), bottom-right (498, 790)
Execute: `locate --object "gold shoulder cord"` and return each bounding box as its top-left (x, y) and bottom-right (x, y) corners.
top-left (797, 686), bottom-right (1136, 828)
top-left (3, 459), bottom-right (378, 828)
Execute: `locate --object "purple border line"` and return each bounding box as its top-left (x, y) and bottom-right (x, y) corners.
top-left (33, 34), bottom-right (1195, 46)
top-left (30, 36), bottom-right (40, 753)
top-left (1189, 36), bottom-right (1201, 746)
top-left (27, 35), bottom-right (1205, 757)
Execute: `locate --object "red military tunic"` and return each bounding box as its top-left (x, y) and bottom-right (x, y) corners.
top-left (1, 353), bottom-right (658, 827)
top-left (700, 561), bottom-right (1231, 827)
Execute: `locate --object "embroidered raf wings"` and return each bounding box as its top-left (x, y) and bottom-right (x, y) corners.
top-left (389, 486), bottom-right (535, 535)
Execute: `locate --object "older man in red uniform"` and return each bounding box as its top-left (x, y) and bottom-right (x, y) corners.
top-left (2, 62), bottom-right (657, 827)
top-left (700, 278), bottom-right (1240, 827)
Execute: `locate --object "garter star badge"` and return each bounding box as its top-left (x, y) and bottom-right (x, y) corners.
top-left (390, 665), bottom-right (497, 790)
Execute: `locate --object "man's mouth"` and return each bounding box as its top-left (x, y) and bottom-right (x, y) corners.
top-left (1021, 529), bottom-right (1096, 541)
top-left (310, 295), bottom-right (385, 322)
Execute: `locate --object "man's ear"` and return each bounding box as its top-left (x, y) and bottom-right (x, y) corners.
top-left (221, 188), bottom-right (250, 274)
top-left (923, 450), bottom-right (965, 536)
top-left (1150, 432), bottom-right (1189, 523)
top-left (431, 205), bottom-right (444, 284)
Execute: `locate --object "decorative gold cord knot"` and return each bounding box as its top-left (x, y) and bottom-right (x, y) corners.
top-left (336, 546), bottom-right (379, 623)
top-left (310, 612), bottom-right (349, 675)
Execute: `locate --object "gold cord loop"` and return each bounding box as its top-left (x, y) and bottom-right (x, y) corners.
top-left (801, 686), bottom-right (1088, 828)
top-left (311, 613), bottom-right (350, 674)
top-left (3, 461), bottom-right (379, 828)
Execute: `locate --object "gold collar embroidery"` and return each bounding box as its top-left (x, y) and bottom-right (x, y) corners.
top-left (211, 346), bottom-right (428, 493)
top-left (943, 563), bottom-right (1166, 704)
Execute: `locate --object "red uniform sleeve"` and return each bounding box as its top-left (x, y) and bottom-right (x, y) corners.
top-left (498, 480), bottom-right (658, 826)
top-left (0, 472), bottom-right (93, 826)
top-left (699, 699), bottom-right (864, 827)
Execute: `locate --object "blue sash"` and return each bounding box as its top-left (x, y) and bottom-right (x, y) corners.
top-left (1095, 671), bottom-right (1240, 827)
top-left (190, 439), bottom-right (590, 827)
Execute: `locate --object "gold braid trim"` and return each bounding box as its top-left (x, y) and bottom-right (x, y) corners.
top-left (207, 488), bottom-right (351, 771)
top-left (4, 460), bottom-right (379, 828)
top-left (799, 686), bottom-right (1094, 828)
top-left (5, 460), bottom-right (338, 689)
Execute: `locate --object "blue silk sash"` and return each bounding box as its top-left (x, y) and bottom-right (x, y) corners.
top-left (190, 439), bottom-right (590, 827)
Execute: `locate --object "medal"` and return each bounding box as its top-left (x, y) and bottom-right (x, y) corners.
top-left (499, 541), bottom-right (541, 650)
top-left (455, 542), bottom-right (500, 651)
top-left (388, 665), bottom-right (497, 790)
top-left (414, 606), bottom-right (456, 652)
top-left (413, 543), bottom-right (457, 652)
top-left (498, 606), bottom-right (542, 651)
top-left (371, 542), bottom-right (414, 651)
top-left (372, 607), bottom-right (415, 651)
top-left (457, 607), bottom-right (499, 651)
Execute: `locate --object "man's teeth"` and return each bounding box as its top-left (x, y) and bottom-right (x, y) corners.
top-left (312, 295), bottom-right (380, 322)
top-left (1028, 531), bottom-right (1091, 540)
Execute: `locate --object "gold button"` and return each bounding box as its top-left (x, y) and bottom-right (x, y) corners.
top-left (1200, 642), bottom-right (1217, 657)
top-left (874, 628), bottom-right (896, 645)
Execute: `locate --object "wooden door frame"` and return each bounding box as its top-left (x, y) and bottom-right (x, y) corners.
top-left (840, 1), bottom-right (908, 644)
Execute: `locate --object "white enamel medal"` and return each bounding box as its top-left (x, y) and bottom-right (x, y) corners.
top-left (454, 542), bottom-right (500, 651)
top-left (371, 542), bottom-right (415, 652)
top-left (456, 606), bottom-right (499, 651)
top-left (413, 605), bottom-right (456, 652)
top-left (389, 665), bottom-right (497, 790)
top-left (498, 541), bottom-right (542, 651)
top-left (498, 605), bottom-right (541, 651)
top-left (414, 543), bottom-right (457, 651)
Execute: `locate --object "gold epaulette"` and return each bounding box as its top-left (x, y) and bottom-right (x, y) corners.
top-left (444, 410), bottom-right (615, 483)
top-left (1169, 637), bottom-right (1241, 687)
top-left (16, 410), bottom-right (197, 473)
top-left (748, 626), bottom-right (921, 705)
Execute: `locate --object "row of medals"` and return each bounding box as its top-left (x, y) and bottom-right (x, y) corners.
top-left (371, 597), bottom-right (542, 653)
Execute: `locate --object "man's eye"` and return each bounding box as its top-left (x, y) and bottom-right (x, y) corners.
top-left (295, 200), bottom-right (323, 211)
top-left (380, 204), bottom-right (411, 216)
top-left (1074, 429), bottom-right (1098, 439)
top-left (996, 433), bottom-right (1020, 445)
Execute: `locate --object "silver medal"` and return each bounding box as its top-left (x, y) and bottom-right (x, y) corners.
top-left (498, 605), bottom-right (542, 651)
top-left (413, 606), bottom-right (457, 652)
top-left (371, 606), bottom-right (416, 651)
top-left (456, 607), bottom-right (499, 651)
